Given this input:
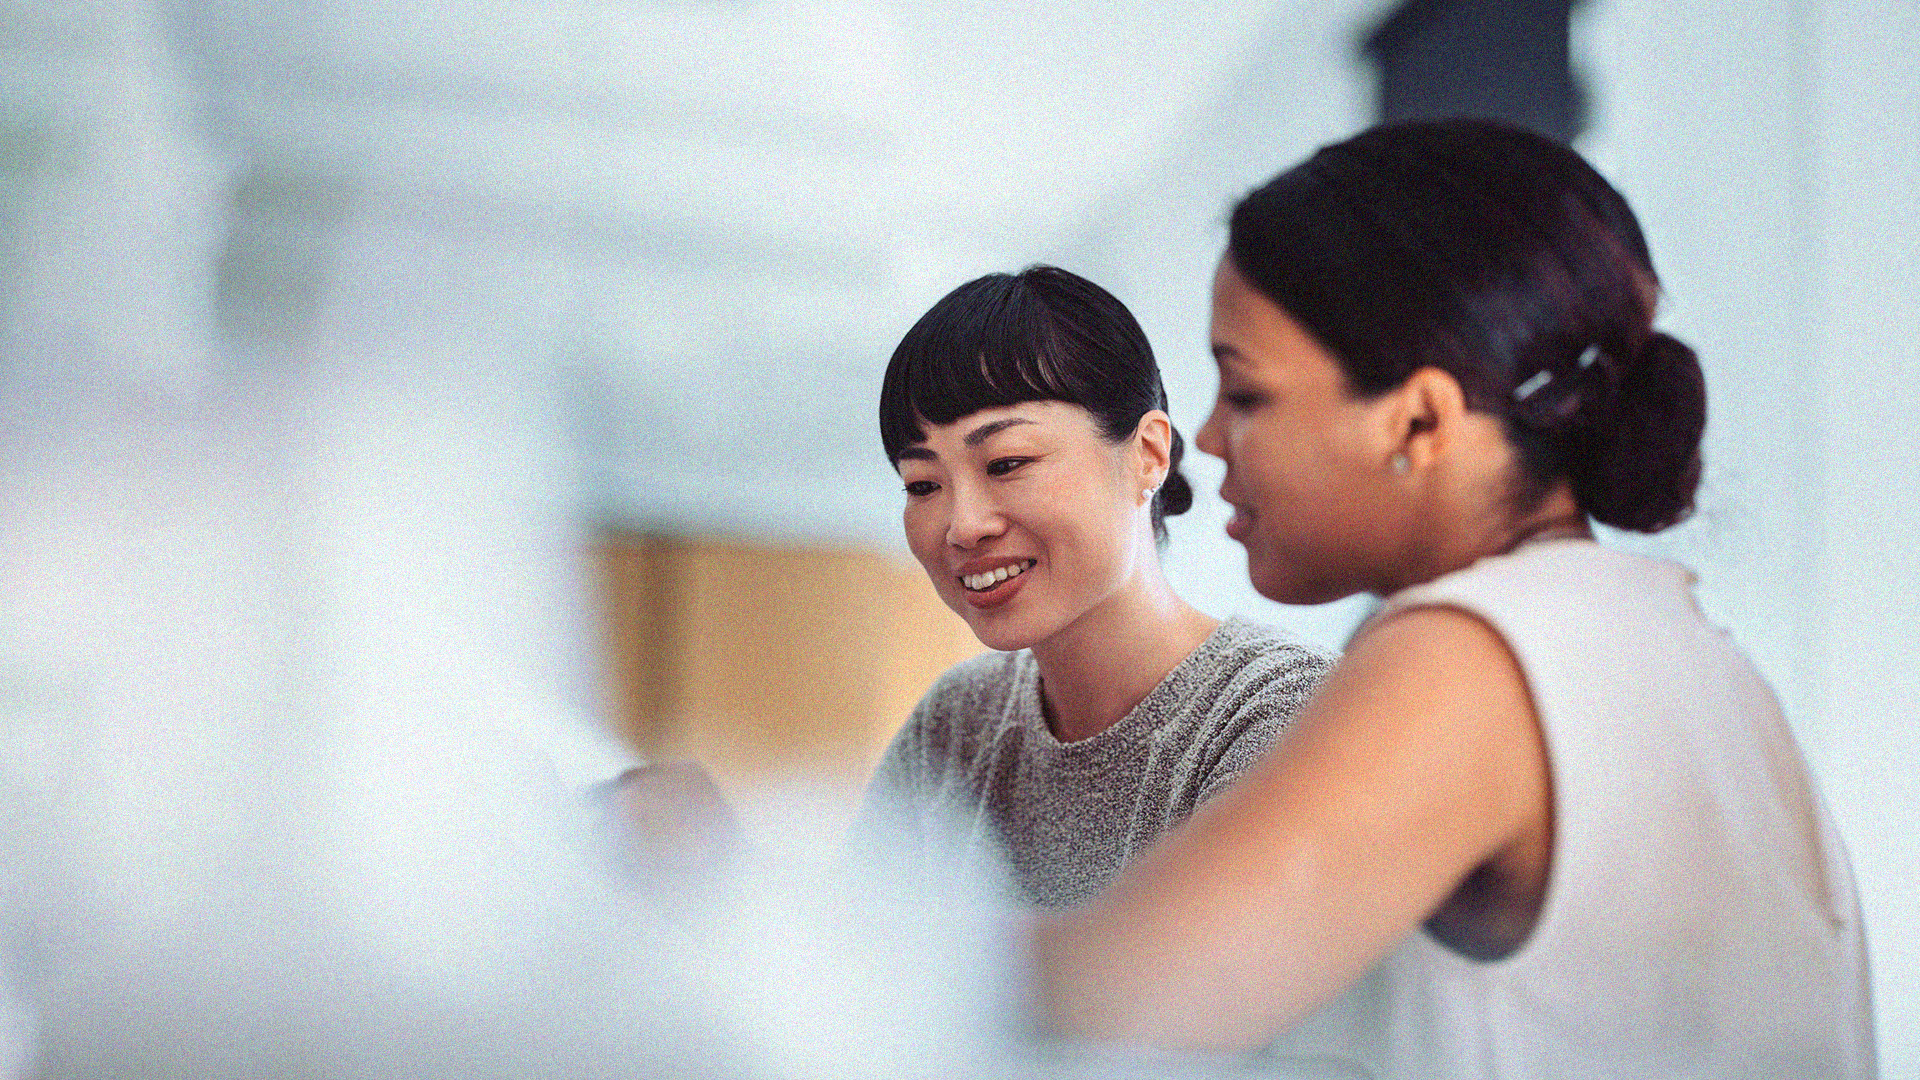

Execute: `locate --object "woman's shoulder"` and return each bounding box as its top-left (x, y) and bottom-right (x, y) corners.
top-left (1169, 619), bottom-right (1339, 799)
top-left (877, 650), bottom-right (1032, 769)
top-left (1361, 538), bottom-right (1759, 762)
top-left (1205, 617), bottom-right (1338, 684)
top-left (1378, 539), bottom-right (1701, 647)
top-left (861, 653), bottom-right (1015, 816)
top-left (1171, 617), bottom-right (1336, 722)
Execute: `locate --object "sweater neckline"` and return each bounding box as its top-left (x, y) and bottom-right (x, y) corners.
top-left (1009, 616), bottom-right (1251, 762)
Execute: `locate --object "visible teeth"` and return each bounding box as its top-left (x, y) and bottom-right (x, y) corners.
top-left (963, 560), bottom-right (1032, 591)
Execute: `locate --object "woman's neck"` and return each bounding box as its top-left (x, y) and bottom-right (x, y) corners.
top-left (1488, 484), bottom-right (1593, 555)
top-left (1028, 569), bottom-right (1220, 744)
top-left (1387, 482), bottom-right (1592, 595)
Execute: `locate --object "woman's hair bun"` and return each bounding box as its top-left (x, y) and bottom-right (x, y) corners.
top-left (1571, 331), bottom-right (1706, 532)
top-left (1158, 470), bottom-right (1194, 519)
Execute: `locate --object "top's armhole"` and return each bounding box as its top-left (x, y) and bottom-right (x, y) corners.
top-left (1351, 598), bottom-right (1565, 971)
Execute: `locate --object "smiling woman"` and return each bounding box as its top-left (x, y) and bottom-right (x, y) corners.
top-left (893, 400), bottom-right (1147, 658)
top-left (856, 266), bottom-right (1333, 909)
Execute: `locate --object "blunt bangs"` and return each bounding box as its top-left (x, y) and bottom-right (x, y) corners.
top-left (879, 272), bottom-right (1091, 464)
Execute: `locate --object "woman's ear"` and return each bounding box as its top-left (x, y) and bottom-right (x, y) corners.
top-left (1384, 367), bottom-right (1467, 473)
top-left (1132, 409), bottom-right (1174, 494)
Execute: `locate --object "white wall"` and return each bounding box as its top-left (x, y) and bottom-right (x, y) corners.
top-left (1809, 0), bottom-right (1920, 1070)
top-left (1577, 1), bottom-right (1919, 1069)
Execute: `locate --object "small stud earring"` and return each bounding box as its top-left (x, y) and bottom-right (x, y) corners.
top-left (1390, 452), bottom-right (1410, 476)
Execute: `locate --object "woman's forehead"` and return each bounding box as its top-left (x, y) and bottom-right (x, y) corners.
top-left (1210, 277), bottom-right (1342, 381)
top-left (923, 400), bottom-right (1090, 436)
top-left (900, 400), bottom-right (1103, 457)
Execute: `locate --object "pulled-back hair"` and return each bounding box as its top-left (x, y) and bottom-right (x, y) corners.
top-left (878, 265), bottom-right (1193, 542)
top-left (1227, 119), bottom-right (1705, 532)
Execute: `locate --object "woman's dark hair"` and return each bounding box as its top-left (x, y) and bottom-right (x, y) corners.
top-left (1227, 119), bottom-right (1705, 532)
top-left (879, 265), bottom-right (1193, 543)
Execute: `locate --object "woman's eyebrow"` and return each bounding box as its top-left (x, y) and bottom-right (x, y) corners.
top-left (964, 417), bottom-right (1035, 447)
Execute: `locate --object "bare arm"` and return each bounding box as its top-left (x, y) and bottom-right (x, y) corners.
top-left (1032, 605), bottom-right (1552, 1050)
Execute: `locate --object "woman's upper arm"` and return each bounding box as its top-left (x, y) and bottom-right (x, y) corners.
top-left (1034, 605), bottom-right (1552, 1050)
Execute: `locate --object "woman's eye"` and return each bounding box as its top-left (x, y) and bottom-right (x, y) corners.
top-left (1223, 390), bottom-right (1264, 412)
top-left (985, 457), bottom-right (1031, 477)
top-left (903, 480), bottom-right (939, 497)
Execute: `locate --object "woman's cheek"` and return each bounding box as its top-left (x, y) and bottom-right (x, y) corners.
top-left (903, 505), bottom-right (947, 571)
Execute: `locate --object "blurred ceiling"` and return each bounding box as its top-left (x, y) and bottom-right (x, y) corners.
top-left (1, 0), bottom-right (1388, 546)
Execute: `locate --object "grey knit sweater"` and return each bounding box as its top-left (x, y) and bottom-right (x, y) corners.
top-left (858, 616), bottom-right (1334, 908)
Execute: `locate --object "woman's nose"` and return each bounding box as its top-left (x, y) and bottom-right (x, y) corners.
top-left (1195, 404), bottom-right (1225, 460)
top-left (944, 484), bottom-right (1005, 548)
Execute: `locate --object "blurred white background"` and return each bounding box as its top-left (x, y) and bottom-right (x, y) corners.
top-left (0, 0), bottom-right (1914, 1074)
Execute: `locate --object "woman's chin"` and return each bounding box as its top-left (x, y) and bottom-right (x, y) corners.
top-left (1248, 557), bottom-right (1320, 607)
top-left (951, 602), bottom-right (1053, 653)
top-left (1253, 567), bottom-right (1359, 608)
top-left (965, 618), bottom-right (1041, 653)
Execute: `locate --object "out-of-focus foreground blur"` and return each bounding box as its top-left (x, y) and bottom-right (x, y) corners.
top-left (0, 0), bottom-right (1914, 1075)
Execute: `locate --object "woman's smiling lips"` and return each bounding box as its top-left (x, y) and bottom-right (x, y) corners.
top-left (955, 558), bottom-right (1037, 609)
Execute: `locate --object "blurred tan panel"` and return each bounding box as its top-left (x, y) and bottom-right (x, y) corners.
top-left (594, 532), bottom-right (983, 803)
top-left (871, 559), bottom-right (990, 760)
top-left (596, 533), bottom-right (679, 758)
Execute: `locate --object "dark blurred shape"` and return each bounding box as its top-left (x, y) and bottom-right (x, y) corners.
top-left (606, 761), bottom-right (743, 892)
top-left (1364, 0), bottom-right (1586, 143)
top-left (214, 163), bottom-right (358, 349)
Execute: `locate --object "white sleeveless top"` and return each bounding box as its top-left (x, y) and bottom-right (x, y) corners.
top-left (1268, 539), bottom-right (1875, 1079)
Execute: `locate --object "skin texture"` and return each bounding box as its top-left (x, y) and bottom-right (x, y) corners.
top-left (895, 401), bottom-right (1217, 742)
top-left (1031, 258), bottom-right (1577, 1048)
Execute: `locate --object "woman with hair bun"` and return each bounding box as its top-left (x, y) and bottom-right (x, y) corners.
top-left (1035, 121), bottom-right (1874, 1077)
top-left (863, 265), bottom-right (1333, 909)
